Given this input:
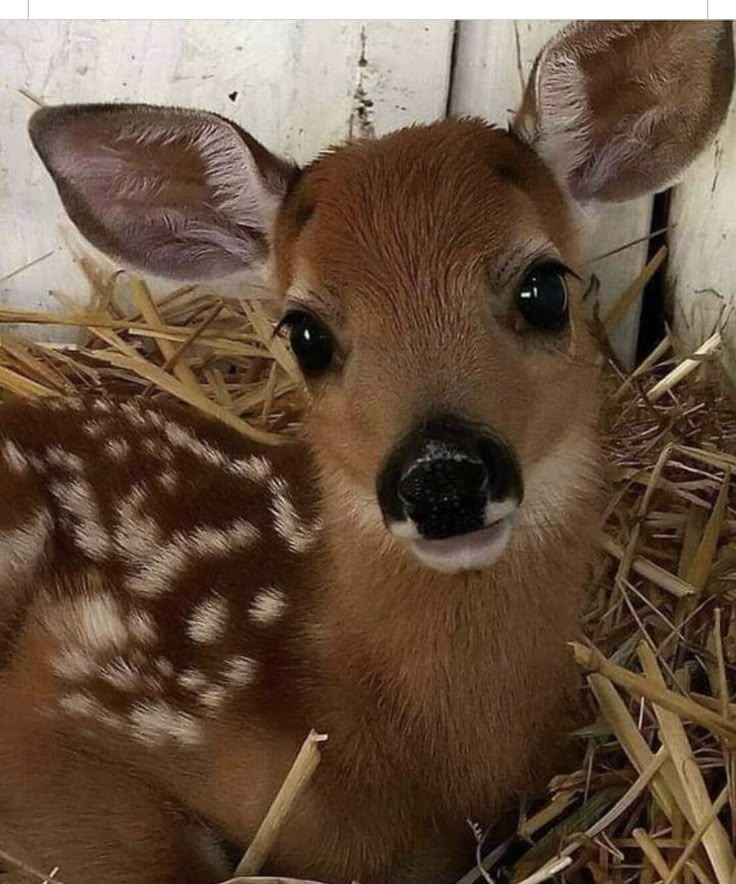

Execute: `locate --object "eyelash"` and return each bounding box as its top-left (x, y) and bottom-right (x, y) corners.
top-left (524, 257), bottom-right (578, 281)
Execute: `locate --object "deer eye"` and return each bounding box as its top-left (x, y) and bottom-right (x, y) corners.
top-left (278, 310), bottom-right (335, 377)
top-left (516, 263), bottom-right (569, 331)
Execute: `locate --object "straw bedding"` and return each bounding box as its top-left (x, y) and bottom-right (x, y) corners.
top-left (0, 249), bottom-right (733, 884)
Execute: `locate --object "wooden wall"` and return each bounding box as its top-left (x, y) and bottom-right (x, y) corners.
top-left (0, 20), bottom-right (733, 369)
top-left (668, 84), bottom-right (736, 380)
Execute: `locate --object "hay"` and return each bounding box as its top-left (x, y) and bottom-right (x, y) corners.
top-left (0, 250), bottom-right (734, 884)
top-left (0, 258), bottom-right (305, 445)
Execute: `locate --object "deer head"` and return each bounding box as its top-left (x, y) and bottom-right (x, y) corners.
top-left (29, 21), bottom-right (734, 574)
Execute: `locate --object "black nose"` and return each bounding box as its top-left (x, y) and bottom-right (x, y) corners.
top-left (377, 416), bottom-right (523, 541)
top-left (397, 448), bottom-right (489, 538)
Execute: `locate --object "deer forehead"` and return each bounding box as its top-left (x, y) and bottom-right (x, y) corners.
top-left (274, 119), bottom-right (576, 298)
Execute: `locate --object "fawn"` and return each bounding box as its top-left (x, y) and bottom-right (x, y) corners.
top-left (0, 20), bottom-right (733, 884)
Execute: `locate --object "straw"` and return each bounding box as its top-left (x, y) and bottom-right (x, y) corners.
top-left (0, 254), bottom-right (734, 884)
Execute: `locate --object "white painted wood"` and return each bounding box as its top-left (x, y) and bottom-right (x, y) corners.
top-left (667, 86), bottom-right (736, 381)
top-left (0, 20), bottom-right (453, 337)
top-left (7, 16), bottom-right (727, 377)
top-left (451, 20), bottom-right (654, 368)
top-left (350, 21), bottom-right (454, 138)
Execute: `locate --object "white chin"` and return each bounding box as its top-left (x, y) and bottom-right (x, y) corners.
top-left (407, 517), bottom-right (513, 573)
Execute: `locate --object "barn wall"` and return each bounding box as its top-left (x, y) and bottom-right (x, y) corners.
top-left (667, 82), bottom-right (736, 381)
top-left (1, 19), bottom-right (731, 371)
top-left (0, 21), bottom-right (453, 322)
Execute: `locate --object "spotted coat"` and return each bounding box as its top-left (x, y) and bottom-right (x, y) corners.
top-left (0, 395), bottom-right (322, 745)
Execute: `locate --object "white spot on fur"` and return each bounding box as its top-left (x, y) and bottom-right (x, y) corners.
top-left (230, 455), bottom-right (272, 483)
top-left (129, 700), bottom-right (202, 746)
top-left (61, 690), bottom-right (126, 730)
top-left (121, 401), bottom-right (148, 428)
top-left (50, 477), bottom-right (111, 560)
top-left (223, 655), bottom-right (257, 687)
top-left (250, 586), bottom-right (286, 626)
top-left (187, 596), bottom-right (229, 644)
top-left (0, 509), bottom-right (52, 581)
top-left (128, 520), bottom-right (259, 597)
top-left (164, 422), bottom-right (226, 468)
top-left (128, 609), bottom-right (157, 645)
top-left (143, 437), bottom-right (173, 460)
top-left (59, 691), bottom-right (99, 717)
top-left (105, 437), bottom-right (131, 460)
top-left (99, 709), bottom-right (125, 730)
top-left (49, 592), bottom-right (128, 654)
top-left (27, 453), bottom-right (46, 473)
top-left (143, 673), bottom-right (164, 694)
top-left (155, 657), bottom-right (175, 678)
top-left (2, 439), bottom-right (28, 474)
top-left (114, 485), bottom-right (163, 563)
top-left (91, 399), bottom-right (113, 414)
top-left (268, 476), bottom-right (322, 553)
top-left (83, 419), bottom-right (113, 439)
top-left (100, 657), bottom-right (140, 691)
top-left (162, 420), bottom-right (271, 484)
top-left (46, 398), bottom-right (83, 413)
top-left (46, 446), bottom-right (84, 473)
top-left (199, 684), bottom-right (228, 710)
top-left (52, 647), bottom-right (96, 681)
top-left (178, 668), bottom-right (208, 691)
top-left (159, 468), bottom-right (178, 491)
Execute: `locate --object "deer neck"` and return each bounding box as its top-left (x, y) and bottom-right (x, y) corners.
top-left (305, 464), bottom-right (585, 736)
top-left (290, 462), bottom-right (587, 821)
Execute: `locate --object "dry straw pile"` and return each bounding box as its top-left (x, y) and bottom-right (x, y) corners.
top-left (0, 246), bottom-right (734, 884)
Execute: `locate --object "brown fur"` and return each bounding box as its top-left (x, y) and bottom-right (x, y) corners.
top-left (0, 387), bottom-right (598, 883)
top-left (0, 126), bottom-right (602, 880)
top-left (2, 20), bottom-right (733, 884)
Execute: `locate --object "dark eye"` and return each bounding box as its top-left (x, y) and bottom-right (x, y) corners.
top-left (516, 263), bottom-right (569, 330)
top-left (279, 310), bottom-right (334, 377)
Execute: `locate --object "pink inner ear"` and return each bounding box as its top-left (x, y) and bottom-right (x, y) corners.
top-left (518, 21), bottom-right (735, 204)
top-left (32, 106), bottom-right (288, 280)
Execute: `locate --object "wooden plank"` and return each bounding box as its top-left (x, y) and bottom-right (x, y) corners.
top-left (351, 21), bottom-right (454, 138)
top-left (451, 20), bottom-right (654, 368)
top-left (0, 21), bottom-right (453, 336)
top-left (667, 86), bottom-right (736, 382)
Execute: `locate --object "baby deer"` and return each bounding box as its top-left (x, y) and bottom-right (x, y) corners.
top-left (0, 20), bottom-right (733, 884)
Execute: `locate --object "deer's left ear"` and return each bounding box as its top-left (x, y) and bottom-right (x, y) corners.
top-left (514, 21), bottom-right (734, 203)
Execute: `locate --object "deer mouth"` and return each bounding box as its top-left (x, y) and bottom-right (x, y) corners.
top-left (389, 500), bottom-right (518, 573)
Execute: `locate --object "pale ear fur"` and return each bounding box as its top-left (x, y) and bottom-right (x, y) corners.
top-left (514, 21), bottom-right (735, 203)
top-left (29, 104), bottom-right (298, 280)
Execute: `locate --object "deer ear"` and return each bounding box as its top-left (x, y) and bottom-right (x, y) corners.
top-left (514, 21), bottom-right (735, 203)
top-left (29, 103), bottom-right (298, 280)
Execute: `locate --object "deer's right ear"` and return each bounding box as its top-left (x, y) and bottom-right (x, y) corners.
top-left (514, 21), bottom-right (735, 204)
top-left (29, 104), bottom-right (298, 280)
